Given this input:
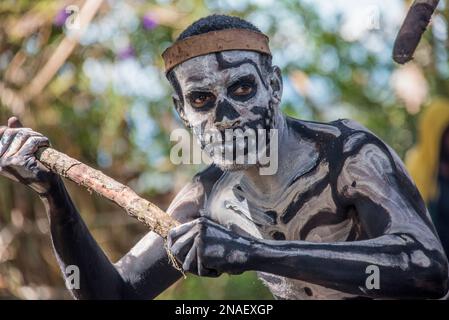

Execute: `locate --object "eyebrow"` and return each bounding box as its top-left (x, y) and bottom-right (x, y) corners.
top-left (228, 73), bottom-right (256, 85)
top-left (185, 86), bottom-right (212, 93)
top-left (185, 74), bottom-right (255, 94)
top-left (186, 75), bottom-right (206, 82)
top-left (215, 52), bottom-right (268, 89)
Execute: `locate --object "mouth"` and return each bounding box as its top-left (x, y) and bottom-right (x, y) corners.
top-left (215, 119), bottom-right (241, 131)
top-left (203, 118), bottom-right (272, 159)
top-left (221, 118), bottom-right (268, 134)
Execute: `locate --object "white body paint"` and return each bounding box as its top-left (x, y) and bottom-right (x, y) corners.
top-left (167, 49), bottom-right (447, 300)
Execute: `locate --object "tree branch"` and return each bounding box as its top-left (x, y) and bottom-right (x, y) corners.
top-left (36, 147), bottom-right (179, 238)
top-left (23, 0), bottom-right (104, 100)
top-left (393, 0), bottom-right (439, 64)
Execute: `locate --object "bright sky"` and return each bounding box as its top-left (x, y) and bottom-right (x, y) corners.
top-left (308, 0), bottom-right (405, 41)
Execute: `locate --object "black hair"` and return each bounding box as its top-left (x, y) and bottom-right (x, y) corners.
top-left (176, 14), bottom-right (262, 41)
top-left (166, 14), bottom-right (272, 102)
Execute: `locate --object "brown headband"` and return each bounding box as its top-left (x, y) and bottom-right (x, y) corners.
top-left (162, 28), bottom-right (271, 73)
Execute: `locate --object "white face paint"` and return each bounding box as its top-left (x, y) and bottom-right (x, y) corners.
top-left (170, 50), bottom-right (282, 171)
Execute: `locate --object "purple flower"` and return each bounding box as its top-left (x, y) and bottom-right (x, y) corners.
top-left (117, 45), bottom-right (135, 60)
top-left (54, 8), bottom-right (70, 27)
top-left (142, 13), bottom-right (158, 30)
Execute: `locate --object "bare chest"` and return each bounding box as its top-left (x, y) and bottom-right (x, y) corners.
top-left (204, 162), bottom-right (353, 242)
top-left (202, 162), bottom-right (357, 299)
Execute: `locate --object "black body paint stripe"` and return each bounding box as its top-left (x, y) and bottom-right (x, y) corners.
top-left (215, 53), bottom-right (268, 89)
top-left (250, 106), bottom-right (266, 116)
top-left (281, 177), bottom-right (329, 224)
top-left (285, 117), bottom-right (435, 238)
top-left (340, 130), bottom-right (435, 233)
top-left (300, 211), bottom-right (348, 240)
top-left (167, 71), bottom-right (184, 105)
top-left (215, 99), bottom-right (240, 122)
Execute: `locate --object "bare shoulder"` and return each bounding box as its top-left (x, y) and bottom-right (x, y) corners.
top-left (333, 118), bottom-right (413, 188)
top-left (334, 120), bottom-right (432, 231)
top-left (286, 116), bottom-right (375, 148)
top-left (167, 165), bottom-right (223, 223)
top-left (286, 116), bottom-right (385, 164)
top-left (336, 119), bottom-right (415, 183)
top-left (286, 116), bottom-right (344, 140)
top-left (287, 116), bottom-right (426, 215)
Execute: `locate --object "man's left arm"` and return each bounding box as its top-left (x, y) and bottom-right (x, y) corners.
top-left (168, 143), bottom-right (449, 299)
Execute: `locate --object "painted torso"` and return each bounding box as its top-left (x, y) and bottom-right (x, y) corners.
top-left (201, 117), bottom-right (373, 299)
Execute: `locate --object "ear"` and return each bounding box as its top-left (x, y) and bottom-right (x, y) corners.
top-left (269, 66), bottom-right (283, 104)
top-left (173, 94), bottom-right (190, 128)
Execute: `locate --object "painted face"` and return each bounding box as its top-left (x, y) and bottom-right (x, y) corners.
top-left (170, 50), bottom-right (282, 170)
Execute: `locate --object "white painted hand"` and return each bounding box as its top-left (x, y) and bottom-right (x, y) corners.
top-left (0, 117), bottom-right (59, 194)
top-left (167, 216), bottom-right (253, 277)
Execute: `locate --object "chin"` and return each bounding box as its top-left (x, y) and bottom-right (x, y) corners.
top-left (213, 158), bottom-right (259, 172)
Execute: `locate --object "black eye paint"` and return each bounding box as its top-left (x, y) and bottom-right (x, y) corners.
top-left (227, 75), bottom-right (257, 102)
top-left (187, 91), bottom-right (216, 111)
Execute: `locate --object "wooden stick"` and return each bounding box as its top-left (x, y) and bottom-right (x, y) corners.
top-left (393, 0), bottom-right (439, 64)
top-left (36, 147), bottom-right (179, 238)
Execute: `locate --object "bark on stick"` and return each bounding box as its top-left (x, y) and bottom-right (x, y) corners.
top-left (36, 147), bottom-right (179, 238)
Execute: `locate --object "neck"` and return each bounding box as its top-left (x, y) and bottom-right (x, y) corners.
top-left (240, 113), bottom-right (313, 194)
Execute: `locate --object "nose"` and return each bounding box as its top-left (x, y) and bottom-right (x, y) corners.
top-left (214, 99), bottom-right (240, 124)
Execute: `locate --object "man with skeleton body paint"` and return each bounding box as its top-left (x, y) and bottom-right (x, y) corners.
top-left (0, 15), bottom-right (448, 299)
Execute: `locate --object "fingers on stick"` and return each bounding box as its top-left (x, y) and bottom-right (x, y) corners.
top-left (7, 117), bottom-right (23, 128)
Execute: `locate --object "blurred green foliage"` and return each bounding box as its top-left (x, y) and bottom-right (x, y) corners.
top-left (0, 0), bottom-right (448, 299)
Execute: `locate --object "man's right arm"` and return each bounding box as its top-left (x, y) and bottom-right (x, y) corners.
top-left (0, 117), bottom-right (211, 299)
top-left (42, 177), bottom-right (188, 299)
